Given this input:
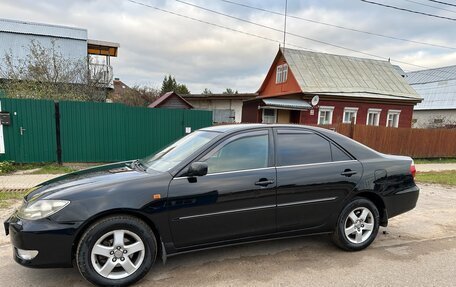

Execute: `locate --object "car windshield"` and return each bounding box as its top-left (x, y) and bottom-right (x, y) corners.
top-left (140, 130), bottom-right (219, 172)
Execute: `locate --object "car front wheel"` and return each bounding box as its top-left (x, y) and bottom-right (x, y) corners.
top-left (76, 215), bottom-right (157, 286)
top-left (332, 198), bottom-right (380, 251)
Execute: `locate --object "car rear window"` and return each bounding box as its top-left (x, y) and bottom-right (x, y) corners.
top-left (277, 133), bottom-right (331, 166)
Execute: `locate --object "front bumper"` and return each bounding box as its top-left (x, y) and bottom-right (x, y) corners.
top-left (4, 212), bottom-right (82, 268)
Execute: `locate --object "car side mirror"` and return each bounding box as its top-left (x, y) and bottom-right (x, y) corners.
top-left (187, 162), bottom-right (208, 177)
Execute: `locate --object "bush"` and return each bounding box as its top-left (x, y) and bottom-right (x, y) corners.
top-left (0, 161), bottom-right (16, 174)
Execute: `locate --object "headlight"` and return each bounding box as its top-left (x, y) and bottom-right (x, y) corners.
top-left (17, 200), bottom-right (70, 220)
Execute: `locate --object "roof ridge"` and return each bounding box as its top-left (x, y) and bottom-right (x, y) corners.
top-left (281, 47), bottom-right (390, 64)
top-left (0, 17), bottom-right (86, 32)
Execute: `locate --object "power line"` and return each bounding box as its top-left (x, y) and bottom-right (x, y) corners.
top-left (126, 0), bottom-right (456, 79)
top-left (403, 0), bottom-right (456, 14)
top-left (125, 0), bottom-right (313, 52)
top-left (360, 0), bottom-right (456, 21)
top-left (428, 0), bottom-right (456, 8)
top-left (174, 0), bottom-right (441, 69)
top-left (219, 0), bottom-right (456, 50)
top-left (126, 0), bottom-right (279, 44)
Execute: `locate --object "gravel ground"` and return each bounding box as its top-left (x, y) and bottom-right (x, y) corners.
top-left (0, 183), bottom-right (455, 286)
top-left (416, 163), bottom-right (456, 172)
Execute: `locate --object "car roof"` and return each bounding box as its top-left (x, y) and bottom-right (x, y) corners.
top-left (200, 124), bottom-right (325, 133)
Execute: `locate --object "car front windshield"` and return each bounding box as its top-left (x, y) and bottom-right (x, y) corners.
top-left (140, 130), bottom-right (219, 172)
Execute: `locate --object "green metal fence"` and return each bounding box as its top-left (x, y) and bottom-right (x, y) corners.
top-left (58, 101), bottom-right (212, 162)
top-left (0, 98), bottom-right (57, 162)
top-left (0, 98), bottom-right (212, 163)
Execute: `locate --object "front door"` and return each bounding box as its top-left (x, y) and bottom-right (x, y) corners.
top-left (274, 128), bottom-right (363, 231)
top-left (167, 129), bottom-right (276, 248)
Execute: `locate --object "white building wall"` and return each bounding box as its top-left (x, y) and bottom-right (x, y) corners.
top-left (0, 33), bottom-right (87, 63)
top-left (412, 109), bottom-right (456, 128)
top-left (186, 99), bottom-right (244, 123)
top-left (0, 19), bottom-right (88, 80)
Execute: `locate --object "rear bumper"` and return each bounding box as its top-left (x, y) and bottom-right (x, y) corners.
top-left (4, 212), bottom-right (82, 268)
top-left (384, 185), bottom-right (420, 219)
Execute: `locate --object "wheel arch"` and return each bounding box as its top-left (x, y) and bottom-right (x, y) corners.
top-left (71, 209), bottom-right (163, 264)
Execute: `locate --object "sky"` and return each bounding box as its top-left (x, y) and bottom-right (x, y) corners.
top-left (2, 0), bottom-right (456, 93)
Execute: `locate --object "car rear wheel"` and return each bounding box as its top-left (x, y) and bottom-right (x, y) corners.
top-left (332, 198), bottom-right (380, 251)
top-left (76, 215), bottom-right (156, 286)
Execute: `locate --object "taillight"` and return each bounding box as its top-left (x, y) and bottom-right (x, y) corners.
top-left (410, 160), bottom-right (416, 178)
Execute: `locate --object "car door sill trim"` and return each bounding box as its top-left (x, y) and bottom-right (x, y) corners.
top-left (176, 204), bottom-right (276, 220)
top-left (278, 197), bottom-right (337, 207)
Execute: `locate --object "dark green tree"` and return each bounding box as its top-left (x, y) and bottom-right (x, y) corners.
top-left (160, 75), bottom-right (190, 95)
top-left (202, 88), bottom-right (213, 95)
top-left (222, 88), bottom-right (238, 95)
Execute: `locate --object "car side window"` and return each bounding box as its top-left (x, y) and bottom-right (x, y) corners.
top-left (204, 134), bottom-right (269, 174)
top-left (277, 132), bottom-right (331, 166)
top-left (330, 143), bottom-right (352, 161)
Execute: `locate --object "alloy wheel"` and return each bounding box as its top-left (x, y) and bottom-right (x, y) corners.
top-left (90, 229), bottom-right (145, 279)
top-left (344, 207), bottom-right (374, 244)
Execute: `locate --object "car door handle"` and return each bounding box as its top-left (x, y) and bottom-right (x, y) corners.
top-left (255, 179), bottom-right (275, 187)
top-left (341, 169), bottom-right (357, 177)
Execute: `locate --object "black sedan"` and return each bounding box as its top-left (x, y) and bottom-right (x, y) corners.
top-left (5, 124), bottom-right (419, 286)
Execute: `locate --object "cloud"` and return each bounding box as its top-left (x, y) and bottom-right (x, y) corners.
top-left (1, 0), bottom-right (456, 93)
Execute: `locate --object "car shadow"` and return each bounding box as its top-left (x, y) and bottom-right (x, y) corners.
top-left (7, 234), bottom-right (337, 286)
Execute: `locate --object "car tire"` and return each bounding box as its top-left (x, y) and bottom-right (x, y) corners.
top-left (76, 215), bottom-right (157, 287)
top-left (331, 198), bottom-right (380, 251)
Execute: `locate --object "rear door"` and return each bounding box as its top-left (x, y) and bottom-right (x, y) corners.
top-left (274, 128), bottom-right (362, 231)
top-left (167, 129), bottom-right (277, 248)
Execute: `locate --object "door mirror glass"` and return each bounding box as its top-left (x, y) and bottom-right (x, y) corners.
top-left (187, 162), bottom-right (208, 177)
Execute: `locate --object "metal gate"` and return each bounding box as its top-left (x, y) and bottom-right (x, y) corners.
top-left (0, 98), bottom-right (57, 162)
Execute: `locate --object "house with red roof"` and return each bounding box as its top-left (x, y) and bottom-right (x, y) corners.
top-left (242, 48), bottom-right (422, 128)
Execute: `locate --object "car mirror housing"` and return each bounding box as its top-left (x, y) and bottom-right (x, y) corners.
top-left (188, 162), bottom-right (208, 177)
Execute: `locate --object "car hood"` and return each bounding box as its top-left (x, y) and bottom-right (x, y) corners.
top-left (25, 161), bottom-right (154, 202)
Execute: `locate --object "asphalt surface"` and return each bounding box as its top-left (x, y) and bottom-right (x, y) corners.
top-left (0, 183), bottom-right (455, 287)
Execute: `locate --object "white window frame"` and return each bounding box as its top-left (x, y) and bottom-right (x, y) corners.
top-left (318, 106), bottom-right (334, 125)
top-left (366, 108), bottom-right (381, 126)
top-left (386, 109), bottom-right (401, 128)
top-left (276, 65), bottom-right (283, 83)
top-left (275, 63), bottom-right (288, 84)
top-left (282, 64), bottom-right (288, 83)
top-left (262, 108), bottom-right (277, 124)
top-left (343, 107), bottom-right (358, 124)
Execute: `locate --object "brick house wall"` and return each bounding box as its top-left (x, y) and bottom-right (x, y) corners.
top-left (242, 98), bottom-right (414, 128)
top-left (300, 100), bottom-right (414, 128)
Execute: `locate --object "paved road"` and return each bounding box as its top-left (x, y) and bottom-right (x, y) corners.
top-left (0, 183), bottom-right (455, 286)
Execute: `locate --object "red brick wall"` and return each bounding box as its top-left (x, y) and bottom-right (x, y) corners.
top-left (299, 100), bottom-right (414, 128)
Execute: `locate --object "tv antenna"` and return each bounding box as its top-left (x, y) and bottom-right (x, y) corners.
top-left (283, 0), bottom-right (288, 48)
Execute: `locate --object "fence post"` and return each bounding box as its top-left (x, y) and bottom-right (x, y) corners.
top-left (54, 101), bottom-right (62, 165)
top-left (349, 117), bottom-right (355, 139)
